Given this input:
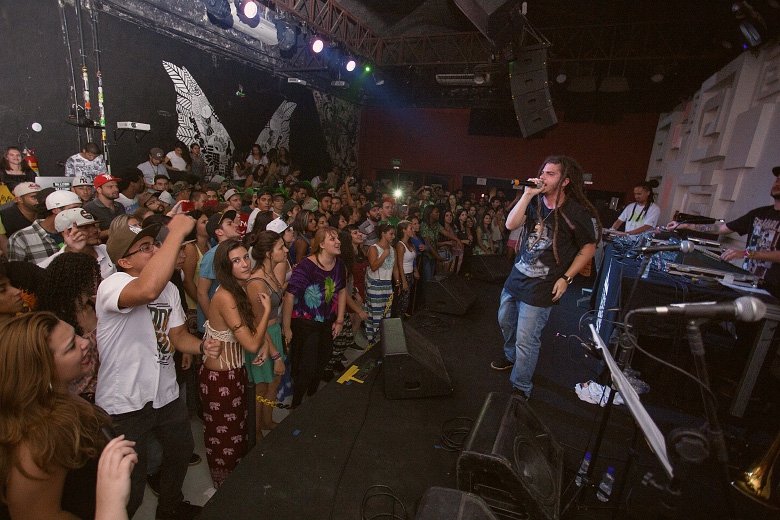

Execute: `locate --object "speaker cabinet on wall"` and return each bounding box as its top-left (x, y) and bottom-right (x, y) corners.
top-left (415, 487), bottom-right (498, 520)
top-left (457, 392), bottom-right (563, 520)
top-left (425, 273), bottom-right (476, 315)
top-left (453, 0), bottom-right (521, 48)
top-left (510, 47), bottom-right (558, 138)
top-left (471, 254), bottom-right (512, 282)
top-left (380, 318), bottom-right (453, 400)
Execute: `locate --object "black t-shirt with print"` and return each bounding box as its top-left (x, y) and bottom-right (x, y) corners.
top-left (727, 205), bottom-right (780, 297)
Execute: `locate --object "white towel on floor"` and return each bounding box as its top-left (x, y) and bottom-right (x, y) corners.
top-left (575, 380), bottom-right (624, 407)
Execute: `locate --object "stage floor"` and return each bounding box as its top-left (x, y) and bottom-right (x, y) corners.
top-left (198, 277), bottom-right (780, 520)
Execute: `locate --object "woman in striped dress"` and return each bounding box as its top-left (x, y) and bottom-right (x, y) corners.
top-left (364, 223), bottom-right (399, 344)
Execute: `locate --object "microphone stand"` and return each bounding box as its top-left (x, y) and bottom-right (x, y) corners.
top-left (685, 319), bottom-right (738, 519)
top-left (562, 250), bottom-right (653, 515)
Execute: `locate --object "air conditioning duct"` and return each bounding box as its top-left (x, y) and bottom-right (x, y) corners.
top-left (436, 73), bottom-right (492, 86)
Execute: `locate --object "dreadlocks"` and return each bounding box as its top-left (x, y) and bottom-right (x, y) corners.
top-left (534, 155), bottom-right (602, 265)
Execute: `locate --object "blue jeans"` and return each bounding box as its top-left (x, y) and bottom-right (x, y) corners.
top-left (497, 289), bottom-right (552, 396)
top-left (420, 255), bottom-right (436, 282)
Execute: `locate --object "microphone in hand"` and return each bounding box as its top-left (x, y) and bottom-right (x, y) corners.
top-left (510, 179), bottom-right (544, 189)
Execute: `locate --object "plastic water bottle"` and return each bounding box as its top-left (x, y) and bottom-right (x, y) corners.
top-left (596, 466), bottom-right (616, 502)
top-left (575, 452), bottom-right (592, 487)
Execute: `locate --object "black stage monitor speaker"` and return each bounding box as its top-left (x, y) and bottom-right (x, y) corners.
top-left (415, 487), bottom-right (498, 519)
top-left (457, 392), bottom-right (563, 520)
top-left (380, 318), bottom-right (453, 400)
top-left (425, 273), bottom-right (476, 315)
top-left (471, 254), bottom-right (512, 282)
top-left (510, 48), bottom-right (557, 138)
top-left (453, 0), bottom-right (521, 48)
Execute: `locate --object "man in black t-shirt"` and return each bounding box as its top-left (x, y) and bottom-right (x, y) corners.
top-left (491, 156), bottom-right (598, 399)
top-left (668, 166), bottom-right (780, 297)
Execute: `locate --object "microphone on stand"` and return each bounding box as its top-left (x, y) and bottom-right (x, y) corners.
top-left (510, 179), bottom-right (544, 189)
top-left (633, 240), bottom-right (695, 254)
top-left (631, 296), bottom-right (766, 322)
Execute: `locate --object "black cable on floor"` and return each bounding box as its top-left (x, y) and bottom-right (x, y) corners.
top-left (439, 417), bottom-right (473, 452)
top-left (360, 485), bottom-right (408, 520)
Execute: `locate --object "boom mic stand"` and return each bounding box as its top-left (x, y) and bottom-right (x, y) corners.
top-left (685, 319), bottom-right (738, 519)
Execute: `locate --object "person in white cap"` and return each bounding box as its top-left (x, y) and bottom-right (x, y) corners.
top-left (36, 208), bottom-right (115, 279)
top-left (8, 189), bottom-right (82, 263)
top-left (84, 172), bottom-right (126, 241)
top-left (2, 182), bottom-right (40, 232)
top-left (70, 176), bottom-right (95, 204)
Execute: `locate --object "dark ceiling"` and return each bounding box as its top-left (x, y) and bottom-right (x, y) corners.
top-left (276, 0), bottom-right (778, 114)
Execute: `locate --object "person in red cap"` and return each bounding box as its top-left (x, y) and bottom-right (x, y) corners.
top-left (668, 166), bottom-right (780, 297)
top-left (84, 172), bottom-right (126, 241)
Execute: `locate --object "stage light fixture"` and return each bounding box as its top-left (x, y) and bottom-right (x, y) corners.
top-left (275, 19), bottom-right (299, 58)
top-left (311, 37), bottom-right (324, 53)
top-left (732, 1), bottom-right (768, 48)
top-left (345, 57), bottom-right (357, 72)
top-left (201, 0), bottom-right (232, 27)
top-left (238, 0), bottom-right (257, 19)
top-left (555, 67), bottom-right (567, 84)
top-left (364, 63), bottom-right (372, 73)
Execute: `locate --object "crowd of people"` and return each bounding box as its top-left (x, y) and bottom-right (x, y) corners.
top-left (0, 141), bottom-right (527, 519)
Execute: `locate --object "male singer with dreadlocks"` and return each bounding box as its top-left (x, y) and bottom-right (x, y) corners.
top-left (491, 155), bottom-right (600, 399)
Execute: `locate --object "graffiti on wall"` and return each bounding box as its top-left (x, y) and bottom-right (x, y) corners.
top-left (162, 61), bottom-right (296, 178)
top-left (312, 90), bottom-right (360, 173)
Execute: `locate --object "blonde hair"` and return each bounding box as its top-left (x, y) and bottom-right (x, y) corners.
top-left (0, 312), bottom-right (110, 502)
top-left (310, 226), bottom-right (339, 255)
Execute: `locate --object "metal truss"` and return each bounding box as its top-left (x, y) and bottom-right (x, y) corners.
top-left (268, 0), bottom-right (728, 74)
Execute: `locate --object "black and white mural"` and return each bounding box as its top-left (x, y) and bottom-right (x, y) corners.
top-left (163, 61), bottom-right (296, 177)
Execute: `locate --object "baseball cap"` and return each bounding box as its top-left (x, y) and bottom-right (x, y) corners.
top-left (150, 147), bottom-right (165, 160)
top-left (266, 217), bottom-right (290, 234)
top-left (224, 188), bottom-right (241, 201)
top-left (206, 210), bottom-right (238, 240)
top-left (172, 181), bottom-right (191, 195)
top-left (71, 176), bottom-right (92, 187)
top-left (137, 191), bottom-right (159, 208)
top-left (13, 182), bottom-right (41, 197)
top-left (281, 199), bottom-right (298, 215)
top-left (93, 173), bottom-right (120, 188)
top-left (302, 198), bottom-right (318, 211)
top-left (106, 223), bottom-right (161, 265)
top-left (158, 191), bottom-right (176, 206)
top-left (211, 175), bottom-right (226, 184)
top-left (773, 166), bottom-right (780, 177)
top-left (54, 208), bottom-right (99, 233)
top-left (46, 190), bottom-right (82, 210)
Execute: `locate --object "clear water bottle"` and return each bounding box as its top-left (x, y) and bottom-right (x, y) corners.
top-left (575, 452), bottom-right (592, 487)
top-left (596, 466), bottom-right (615, 502)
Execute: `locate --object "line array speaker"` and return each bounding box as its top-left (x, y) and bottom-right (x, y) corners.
top-left (510, 46), bottom-right (557, 137)
top-left (452, 0), bottom-right (522, 48)
top-left (380, 318), bottom-right (453, 400)
top-left (457, 392), bottom-right (563, 520)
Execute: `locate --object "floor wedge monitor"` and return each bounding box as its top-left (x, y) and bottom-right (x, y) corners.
top-left (380, 318), bottom-right (453, 400)
top-left (457, 392), bottom-right (563, 520)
